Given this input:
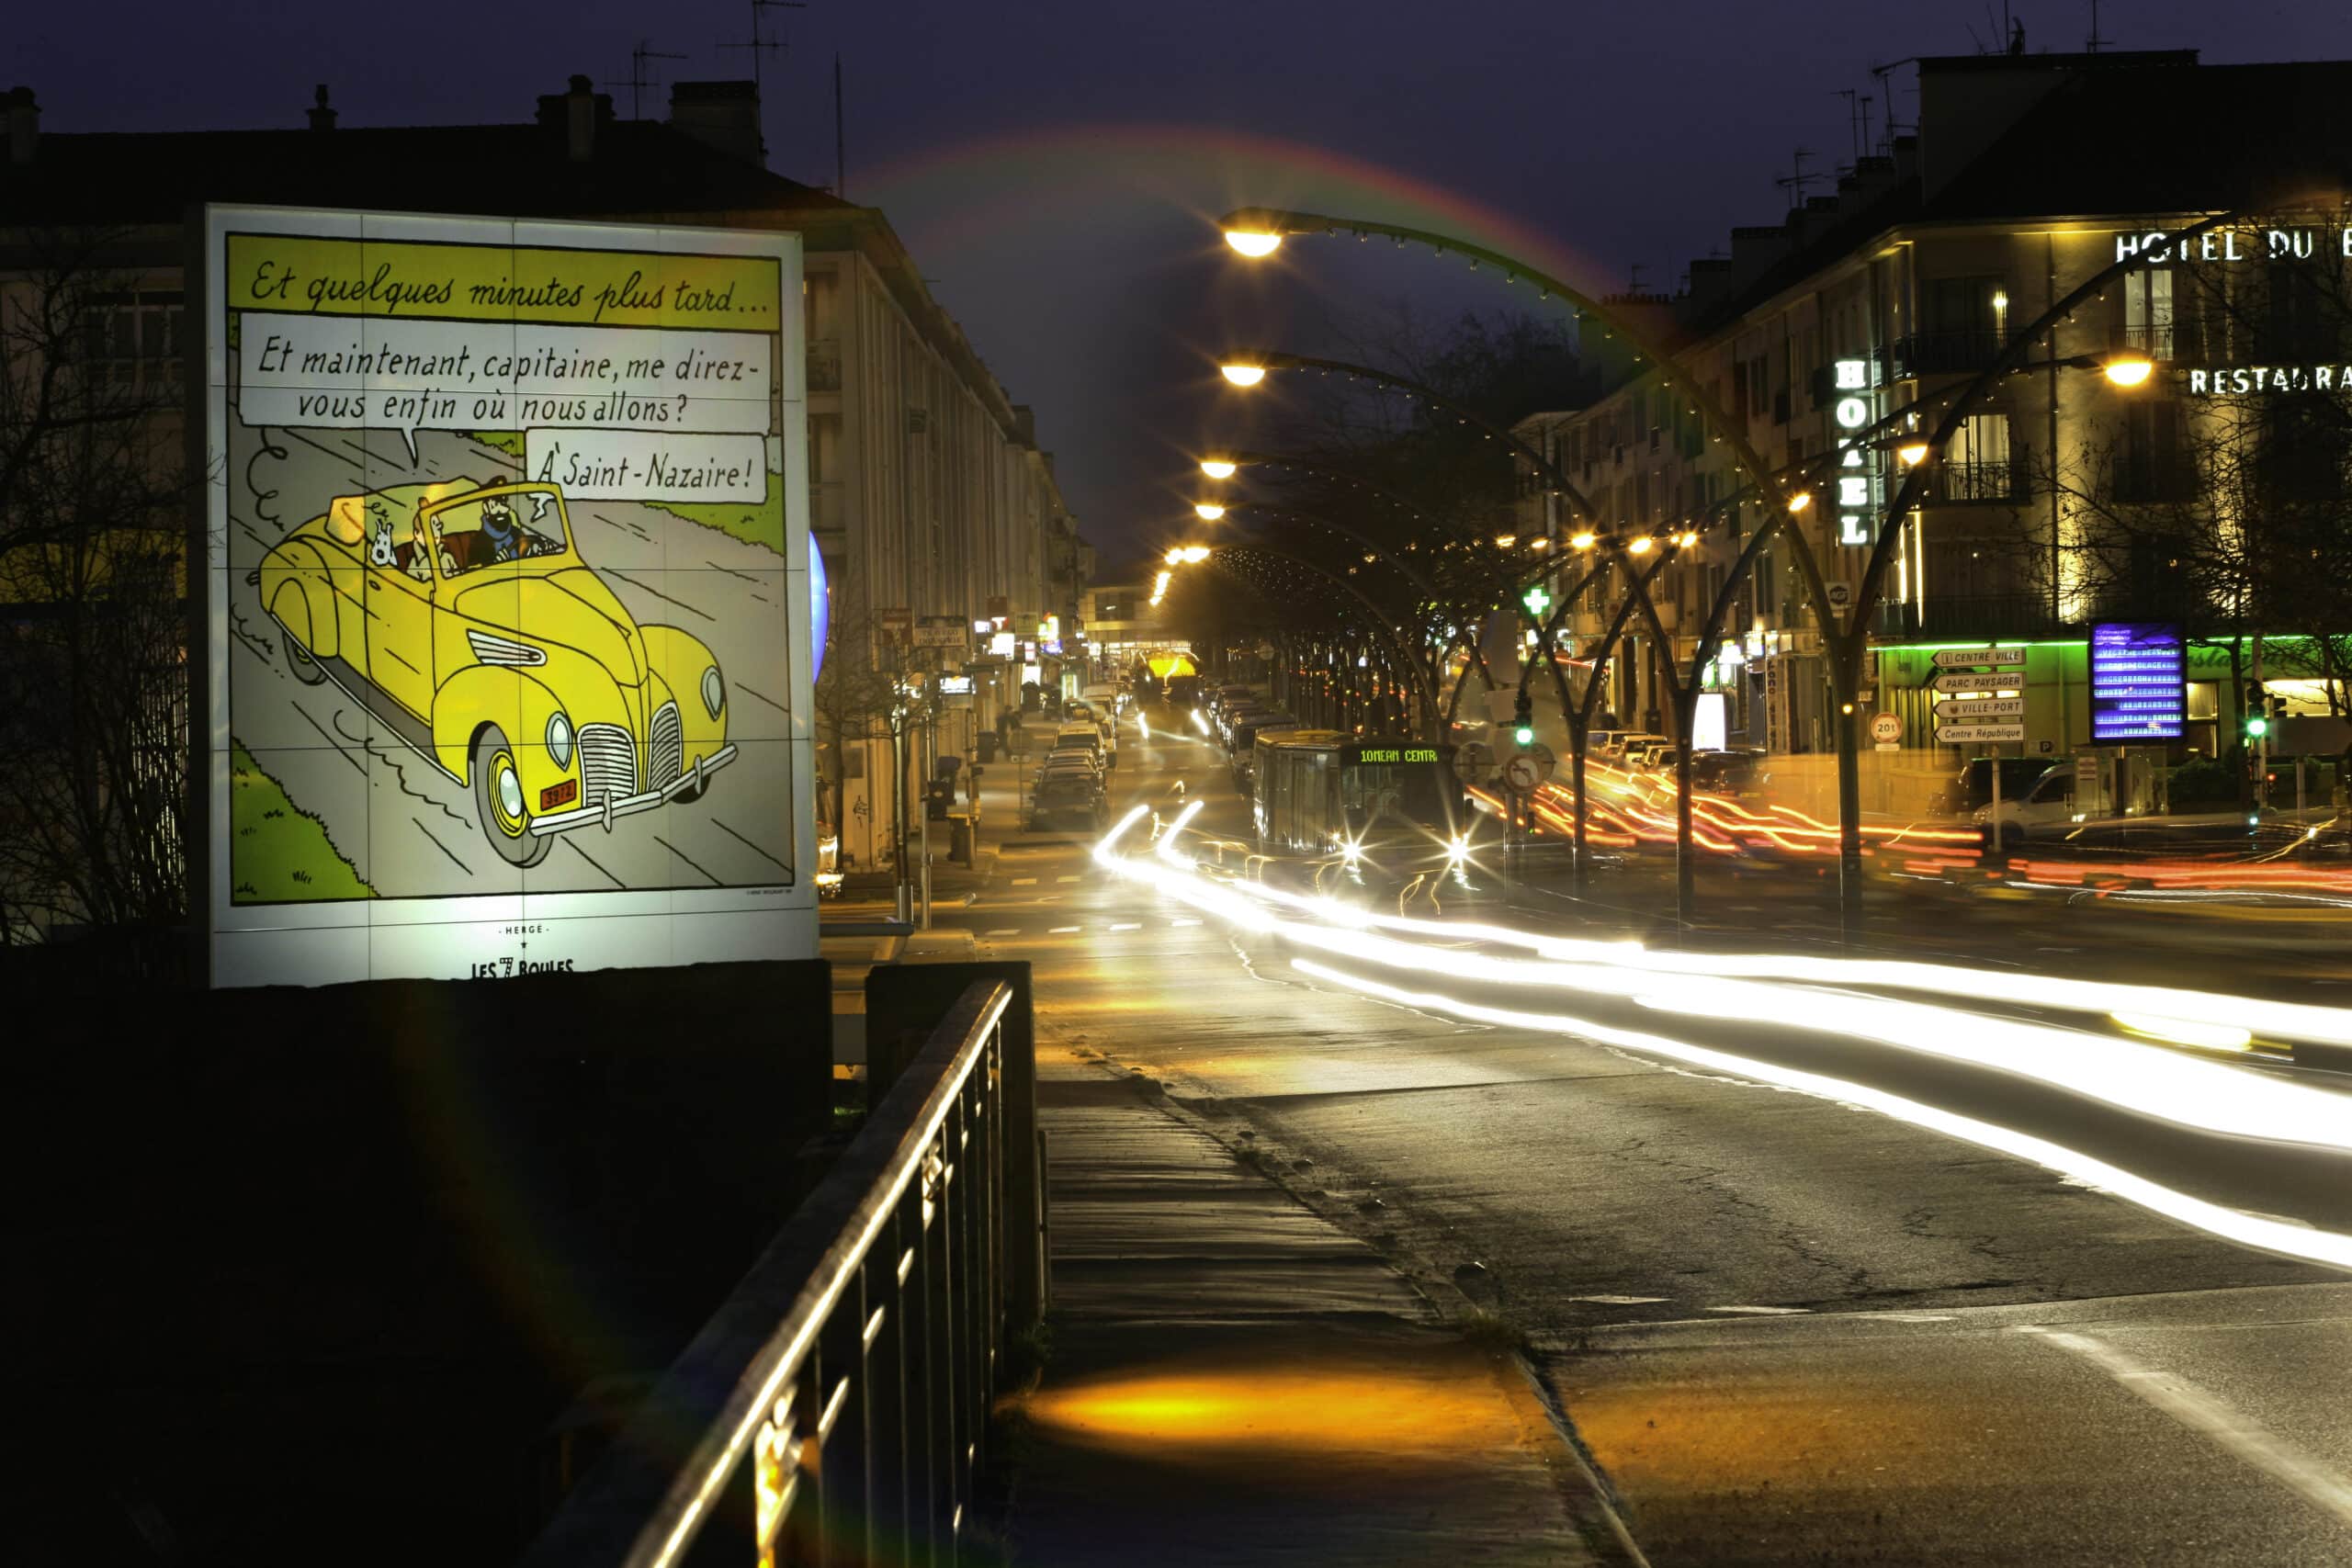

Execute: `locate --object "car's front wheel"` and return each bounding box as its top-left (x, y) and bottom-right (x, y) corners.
top-left (276, 611), bottom-right (326, 685)
top-left (474, 726), bottom-right (552, 868)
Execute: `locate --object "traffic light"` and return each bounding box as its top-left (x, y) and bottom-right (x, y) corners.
top-left (1511, 691), bottom-right (1535, 749)
top-left (2245, 706), bottom-right (2269, 740)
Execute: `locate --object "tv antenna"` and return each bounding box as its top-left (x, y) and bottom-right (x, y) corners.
top-left (1869, 59), bottom-right (1918, 145)
top-left (606, 39), bottom-right (686, 121)
top-left (1775, 147), bottom-right (1821, 208)
top-left (2086, 0), bottom-right (2111, 52)
top-left (722, 0), bottom-right (808, 98)
top-left (1625, 262), bottom-right (1648, 295)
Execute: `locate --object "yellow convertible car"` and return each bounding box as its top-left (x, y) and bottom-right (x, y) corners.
top-left (256, 478), bottom-right (734, 867)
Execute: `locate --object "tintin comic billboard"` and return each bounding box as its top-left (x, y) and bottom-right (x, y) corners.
top-left (203, 206), bottom-right (815, 987)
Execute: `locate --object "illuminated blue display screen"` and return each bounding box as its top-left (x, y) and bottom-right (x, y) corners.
top-left (2089, 621), bottom-right (2186, 741)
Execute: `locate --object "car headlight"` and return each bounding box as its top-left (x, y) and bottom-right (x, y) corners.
top-left (702, 665), bottom-right (725, 720)
top-left (547, 711), bottom-right (573, 770)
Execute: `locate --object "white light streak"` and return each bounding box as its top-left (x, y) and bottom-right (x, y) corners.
top-left (1291, 959), bottom-right (2352, 1273)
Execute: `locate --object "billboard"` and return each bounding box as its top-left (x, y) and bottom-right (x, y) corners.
top-left (203, 206), bottom-right (816, 987)
top-left (2089, 621), bottom-right (2187, 742)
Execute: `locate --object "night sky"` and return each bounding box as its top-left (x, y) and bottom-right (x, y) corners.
top-left (21, 3), bottom-right (2346, 562)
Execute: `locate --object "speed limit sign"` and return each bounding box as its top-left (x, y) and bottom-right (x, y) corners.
top-left (1870, 712), bottom-right (1903, 745)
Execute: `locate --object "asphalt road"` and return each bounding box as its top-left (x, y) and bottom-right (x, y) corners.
top-left (223, 424), bottom-right (796, 903)
top-left (962, 700), bottom-right (2352, 1564)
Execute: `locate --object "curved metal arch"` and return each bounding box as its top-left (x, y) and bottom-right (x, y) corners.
top-left (1206, 544), bottom-right (1442, 734)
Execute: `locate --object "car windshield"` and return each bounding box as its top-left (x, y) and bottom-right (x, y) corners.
top-left (425, 487), bottom-right (571, 578)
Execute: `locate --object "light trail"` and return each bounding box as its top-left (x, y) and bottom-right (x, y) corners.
top-left (1288, 959), bottom-right (2352, 1273)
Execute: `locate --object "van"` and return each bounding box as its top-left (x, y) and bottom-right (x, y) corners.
top-left (1933, 757), bottom-right (2059, 818)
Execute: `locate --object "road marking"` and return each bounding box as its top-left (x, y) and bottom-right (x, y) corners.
top-left (1873, 1313), bottom-right (1956, 1323)
top-left (1109, 922), bottom-right (1141, 931)
top-left (1012, 877), bottom-right (1037, 886)
top-left (2011, 1325), bottom-right (2352, 1526)
top-left (1704, 1304), bottom-right (1809, 1315)
top-left (983, 929), bottom-right (1019, 937)
top-left (1049, 926), bottom-right (1082, 934)
top-left (1057, 874), bottom-right (1081, 883)
top-left (1567, 1294), bottom-right (1671, 1305)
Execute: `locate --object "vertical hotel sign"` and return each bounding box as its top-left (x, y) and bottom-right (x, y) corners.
top-left (2088, 622), bottom-right (2187, 741)
top-left (1830, 359), bottom-right (1877, 547)
top-left (202, 207), bottom-right (816, 987)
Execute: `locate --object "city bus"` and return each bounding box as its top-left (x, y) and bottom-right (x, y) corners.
top-left (1251, 732), bottom-right (1473, 865)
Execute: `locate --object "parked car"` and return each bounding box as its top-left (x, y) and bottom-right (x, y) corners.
top-left (1687, 748), bottom-right (1772, 801)
top-left (1930, 757), bottom-right (2060, 818)
top-left (258, 478), bottom-right (732, 866)
top-left (1028, 773), bottom-right (1106, 831)
top-left (1973, 764), bottom-right (2078, 849)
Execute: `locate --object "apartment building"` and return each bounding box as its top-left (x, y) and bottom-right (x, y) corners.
top-left (0, 75), bottom-right (1084, 883)
top-left (1517, 49), bottom-right (2352, 763)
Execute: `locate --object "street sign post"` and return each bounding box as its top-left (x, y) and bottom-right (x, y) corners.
top-left (1934, 722), bottom-right (2026, 744)
top-left (1933, 697), bottom-right (2027, 720)
top-left (1869, 712), bottom-right (1903, 749)
top-left (913, 615), bottom-right (968, 649)
top-left (1931, 646), bottom-right (2026, 670)
top-left (1501, 746), bottom-right (1555, 794)
top-left (1929, 671), bottom-right (2024, 694)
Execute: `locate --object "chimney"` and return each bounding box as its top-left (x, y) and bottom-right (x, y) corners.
top-left (668, 81), bottom-right (764, 167)
top-left (307, 84), bottom-right (336, 132)
top-left (535, 73), bottom-right (609, 162)
top-left (6, 86), bottom-right (37, 165)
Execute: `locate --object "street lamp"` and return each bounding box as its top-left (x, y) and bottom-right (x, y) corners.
top-left (1223, 228), bottom-right (1283, 258)
top-left (1785, 492), bottom-right (1813, 513)
top-left (1895, 440), bottom-right (1931, 467)
top-left (2103, 352), bottom-right (2156, 388)
top-left (1569, 530), bottom-right (1597, 549)
top-left (1166, 545), bottom-right (1210, 564)
top-left (1199, 457), bottom-right (1238, 479)
top-left (1194, 502), bottom-right (1227, 521)
top-left (1218, 362), bottom-right (1266, 387)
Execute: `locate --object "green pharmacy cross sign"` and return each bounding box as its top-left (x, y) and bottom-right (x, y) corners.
top-left (1522, 586), bottom-right (1552, 619)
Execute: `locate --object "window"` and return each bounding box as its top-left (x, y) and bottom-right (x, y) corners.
top-left (2116, 401), bottom-right (2192, 503)
top-left (81, 290), bottom-right (184, 389)
top-left (2123, 268), bottom-right (2175, 359)
top-left (1944, 412), bottom-right (2015, 502)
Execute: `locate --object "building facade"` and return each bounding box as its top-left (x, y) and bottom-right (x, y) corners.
top-left (1516, 50), bottom-right (2352, 792)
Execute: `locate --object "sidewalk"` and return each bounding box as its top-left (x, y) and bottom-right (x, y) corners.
top-left (1002, 1049), bottom-right (1613, 1565)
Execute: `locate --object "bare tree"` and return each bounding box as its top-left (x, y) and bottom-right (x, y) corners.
top-left (0, 231), bottom-right (196, 950)
top-left (810, 605), bottom-right (935, 880)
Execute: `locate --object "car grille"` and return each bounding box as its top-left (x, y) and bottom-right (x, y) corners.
top-left (650, 701), bottom-right (684, 789)
top-left (579, 722), bottom-right (637, 806)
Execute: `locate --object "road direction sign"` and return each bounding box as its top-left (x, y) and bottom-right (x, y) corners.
top-left (1936, 722), bottom-right (2026, 744)
top-left (1929, 671), bottom-right (2024, 694)
top-left (1501, 745), bottom-right (1555, 793)
top-left (1453, 742), bottom-right (1493, 784)
top-left (1869, 712), bottom-right (1903, 744)
top-left (1931, 646), bottom-right (2026, 670)
top-left (914, 615), bottom-right (968, 649)
top-left (1932, 696), bottom-right (2027, 719)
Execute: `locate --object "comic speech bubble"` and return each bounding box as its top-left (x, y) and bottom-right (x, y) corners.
top-left (236, 313), bottom-right (773, 463)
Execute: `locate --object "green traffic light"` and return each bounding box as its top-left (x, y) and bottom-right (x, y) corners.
top-left (1514, 725), bottom-right (1535, 746)
top-left (2246, 715), bottom-right (2269, 738)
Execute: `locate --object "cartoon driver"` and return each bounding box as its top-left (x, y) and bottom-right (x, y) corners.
top-left (481, 494), bottom-right (522, 562)
top-left (405, 520), bottom-right (434, 581)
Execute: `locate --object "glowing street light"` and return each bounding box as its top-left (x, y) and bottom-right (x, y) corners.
top-left (1627, 536), bottom-right (1655, 555)
top-left (1785, 491), bottom-right (1813, 513)
top-left (1493, 533), bottom-right (1517, 548)
top-left (1224, 229), bottom-right (1283, 258)
top-left (1895, 440), bottom-right (1932, 467)
top-left (1199, 458), bottom-right (1238, 479)
top-left (1219, 363), bottom-right (1267, 387)
top-left (2103, 352), bottom-right (2156, 388)
top-left (1675, 530), bottom-right (1699, 548)
top-left (1569, 531), bottom-right (1597, 549)
top-left (1194, 502), bottom-right (1227, 521)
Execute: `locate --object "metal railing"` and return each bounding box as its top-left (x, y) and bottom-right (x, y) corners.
top-left (521, 977), bottom-right (1041, 1568)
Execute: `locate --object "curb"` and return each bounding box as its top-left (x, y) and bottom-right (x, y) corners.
top-left (1071, 1048), bottom-right (1649, 1566)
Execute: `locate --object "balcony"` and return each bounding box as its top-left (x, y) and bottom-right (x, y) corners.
top-left (1876, 592), bottom-right (2061, 642)
top-left (1926, 457), bottom-right (2026, 505)
top-left (1891, 330), bottom-right (2003, 378)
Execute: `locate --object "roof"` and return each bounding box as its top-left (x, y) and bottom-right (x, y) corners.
top-left (0, 119), bottom-right (854, 227)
